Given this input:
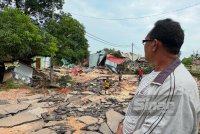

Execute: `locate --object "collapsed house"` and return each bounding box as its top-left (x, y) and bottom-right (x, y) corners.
top-left (88, 51), bottom-right (147, 73)
top-left (89, 51), bottom-right (106, 68)
top-left (0, 61), bottom-right (18, 83)
top-left (0, 56), bottom-right (48, 84)
top-left (14, 63), bottom-right (33, 84)
top-left (105, 54), bottom-right (125, 73)
top-left (89, 51), bottom-right (125, 73)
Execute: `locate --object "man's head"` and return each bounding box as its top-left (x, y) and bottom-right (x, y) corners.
top-left (144, 18), bottom-right (184, 62)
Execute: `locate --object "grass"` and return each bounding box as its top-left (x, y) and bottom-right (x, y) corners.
top-left (0, 79), bottom-right (30, 91)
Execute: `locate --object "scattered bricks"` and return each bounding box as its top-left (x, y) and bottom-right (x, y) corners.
top-left (81, 124), bottom-right (100, 131)
top-left (0, 100), bottom-right (10, 105)
top-left (41, 112), bottom-right (62, 123)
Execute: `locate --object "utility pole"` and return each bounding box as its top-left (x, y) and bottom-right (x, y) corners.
top-left (132, 43), bottom-right (134, 61)
top-left (50, 0), bottom-right (55, 84)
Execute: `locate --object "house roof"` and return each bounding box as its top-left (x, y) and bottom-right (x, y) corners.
top-left (137, 57), bottom-right (146, 62)
top-left (121, 52), bottom-right (140, 61)
top-left (192, 60), bottom-right (200, 65)
top-left (106, 54), bottom-right (125, 64)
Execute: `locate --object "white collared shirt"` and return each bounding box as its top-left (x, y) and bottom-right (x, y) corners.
top-left (123, 64), bottom-right (200, 134)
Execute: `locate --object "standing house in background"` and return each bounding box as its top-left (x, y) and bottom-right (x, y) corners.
top-left (121, 52), bottom-right (140, 62)
top-left (32, 56), bottom-right (50, 70)
top-left (191, 60), bottom-right (200, 71)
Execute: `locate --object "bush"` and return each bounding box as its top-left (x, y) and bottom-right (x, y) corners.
top-left (190, 71), bottom-right (200, 80)
top-left (142, 66), bottom-right (153, 74)
top-left (0, 79), bottom-right (28, 91)
top-left (56, 75), bottom-right (74, 87)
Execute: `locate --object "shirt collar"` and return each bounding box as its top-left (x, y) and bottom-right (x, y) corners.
top-left (152, 58), bottom-right (181, 86)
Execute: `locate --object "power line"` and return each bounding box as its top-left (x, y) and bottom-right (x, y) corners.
top-left (86, 34), bottom-right (119, 47)
top-left (86, 34), bottom-right (129, 48)
top-left (70, 2), bottom-right (200, 20)
top-left (86, 32), bottom-right (123, 46)
top-left (86, 32), bottom-right (130, 47)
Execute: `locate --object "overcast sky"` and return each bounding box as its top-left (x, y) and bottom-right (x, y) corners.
top-left (63, 0), bottom-right (200, 59)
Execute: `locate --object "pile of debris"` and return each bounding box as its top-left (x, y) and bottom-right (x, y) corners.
top-left (72, 76), bottom-right (121, 94)
top-left (0, 90), bottom-right (134, 134)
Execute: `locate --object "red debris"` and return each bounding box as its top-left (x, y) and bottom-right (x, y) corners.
top-left (59, 88), bottom-right (72, 93)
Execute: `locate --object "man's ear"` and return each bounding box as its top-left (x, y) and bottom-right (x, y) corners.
top-left (152, 39), bottom-right (159, 52)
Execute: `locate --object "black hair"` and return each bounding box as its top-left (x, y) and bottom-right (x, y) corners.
top-left (149, 18), bottom-right (184, 54)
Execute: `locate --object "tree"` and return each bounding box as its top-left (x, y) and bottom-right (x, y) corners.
top-left (0, 0), bottom-right (65, 26)
top-left (45, 14), bottom-right (89, 64)
top-left (0, 8), bottom-right (58, 63)
top-left (25, 0), bottom-right (64, 25)
top-left (103, 48), bottom-right (122, 58)
top-left (182, 57), bottom-right (193, 66)
top-left (191, 52), bottom-right (200, 60)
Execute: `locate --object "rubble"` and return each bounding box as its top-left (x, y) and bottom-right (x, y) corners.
top-left (0, 67), bottom-right (138, 133)
top-left (0, 100), bottom-right (10, 105)
top-left (0, 112), bottom-right (40, 127)
top-left (0, 103), bottom-right (30, 116)
top-left (99, 122), bottom-right (112, 134)
top-left (30, 128), bottom-right (56, 134)
top-left (0, 88), bottom-right (134, 133)
top-left (106, 109), bottom-right (124, 133)
top-left (77, 116), bottom-right (98, 125)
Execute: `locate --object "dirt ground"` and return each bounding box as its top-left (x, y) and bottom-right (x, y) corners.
top-left (0, 74), bottom-right (199, 134)
top-left (0, 88), bottom-right (30, 100)
top-left (67, 117), bottom-right (86, 134)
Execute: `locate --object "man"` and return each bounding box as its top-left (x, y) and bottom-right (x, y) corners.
top-left (119, 71), bottom-right (122, 81)
top-left (115, 18), bottom-right (200, 134)
top-left (104, 76), bottom-right (110, 94)
top-left (138, 67), bottom-right (143, 82)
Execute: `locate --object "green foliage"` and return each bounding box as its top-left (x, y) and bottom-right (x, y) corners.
top-left (132, 66), bottom-right (153, 75)
top-left (0, 6), bottom-right (88, 65)
top-left (38, 30), bottom-right (58, 57)
top-left (45, 15), bottom-right (89, 64)
top-left (182, 57), bottom-right (193, 66)
top-left (142, 66), bottom-right (153, 74)
top-left (190, 71), bottom-right (200, 80)
top-left (0, 0), bottom-right (65, 25)
top-left (56, 75), bottom-right (74, 87)
top-left (132, 70), bottom-right (138, 75)
top-left (0, 79), bottom-right (28, 91)
top-left (103, 48), bottom-right (122, 58)
top-left (0, 8), bottom-right (58, 62)
top-left (190, 53), bottom-right (200, 60)
top-left (25, 0), bottom-right (64, 18)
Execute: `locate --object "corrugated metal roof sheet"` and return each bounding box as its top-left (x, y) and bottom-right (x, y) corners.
top-left (14, 63), bottom-right (33, 78)
top-left (106, 54), bottom-right (125, 64)
top-left (89, 53), bottom-right (100, 67)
